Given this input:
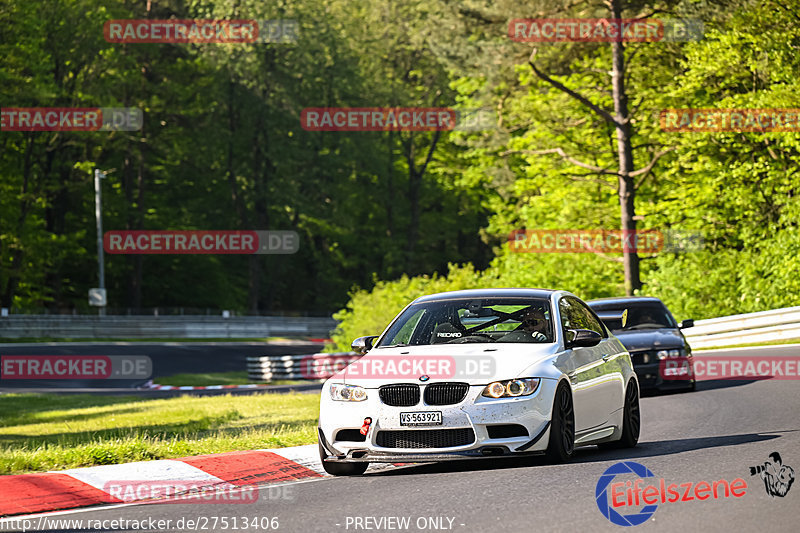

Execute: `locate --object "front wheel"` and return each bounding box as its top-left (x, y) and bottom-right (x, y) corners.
top-left (318, 440), bottom-right (368, 476)
top-left (545, 382), bottom-right (575, 463)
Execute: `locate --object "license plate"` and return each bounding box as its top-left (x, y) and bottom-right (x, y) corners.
top-left (664, 362), bottom-right (689, 376)
top-left (400, 411), bottom-right (442, 426)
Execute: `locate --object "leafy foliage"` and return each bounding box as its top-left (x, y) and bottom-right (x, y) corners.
top-left (1, 0), bottom-right (797, 338)
top-left (328, 0), bottom-right (800, 350)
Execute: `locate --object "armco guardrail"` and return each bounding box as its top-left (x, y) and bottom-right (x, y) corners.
top-left (248, 352), bottom-right (360, 381)
top-left (0, 315), bottom-right (336, 339)
top-left (682, 306), bottom-right (800, 349)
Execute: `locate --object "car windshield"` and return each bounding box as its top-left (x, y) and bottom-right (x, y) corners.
top-left (594, 304), bottom-right (676, 331)
top-left (377, 297), bottom-right (554, 346)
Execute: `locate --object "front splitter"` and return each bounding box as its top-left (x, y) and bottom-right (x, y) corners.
top-left (323, 449), bottom-right (545, 463)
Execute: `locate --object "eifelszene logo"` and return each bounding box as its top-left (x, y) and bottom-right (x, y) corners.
top-left (595, 461), bottom-right (747, 526)
top-left (596, 462), bottom-right (659, 526)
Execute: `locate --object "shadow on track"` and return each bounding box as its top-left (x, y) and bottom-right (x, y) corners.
top-left (641, 378), bottom-right (766, 398)
top-left (366, 430), bottom-right (789, 477)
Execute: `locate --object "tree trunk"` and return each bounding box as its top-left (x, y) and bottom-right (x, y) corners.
top-left (123, 132), bottom-right (144, 311)
top-left (406, 139), bottom-right (420, 272)
top-left (132, 143), bottom-right (145, 310)
top-left (404, 130), bottom-right (442, 273)
top-left (386, 130), bottom-right (395, 240)
top-left (610, 0), bottom-right (641, 295)
top-left (249, 91), bottom-right (272, 314)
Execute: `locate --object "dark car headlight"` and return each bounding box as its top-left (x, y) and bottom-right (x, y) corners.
top-left (656, 348), bottom-right (688, 360)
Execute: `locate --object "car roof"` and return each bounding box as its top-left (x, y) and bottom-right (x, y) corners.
top-left (587, 296), bottom-right (664, 307)
top-left (413, 288), bottom-right (560, 303)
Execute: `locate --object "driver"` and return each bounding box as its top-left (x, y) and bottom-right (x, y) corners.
top-left (514, 308), bottom-right (548, 342)
top-left (634, 311), bottom-right (656, 327)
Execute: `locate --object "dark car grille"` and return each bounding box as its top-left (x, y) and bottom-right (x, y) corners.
top-left (379, 384), bottom-right (420, 406)
top-left (423, 382), bottom-right (469, 405)
top-left (375, 428), bottom-right (475, 449)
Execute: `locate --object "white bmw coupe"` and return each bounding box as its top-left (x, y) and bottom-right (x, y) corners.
top-left (318, 288), bottom-right (640, 475)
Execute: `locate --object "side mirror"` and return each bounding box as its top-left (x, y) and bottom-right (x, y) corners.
top-left (351, 335), bottom-right (378, 355)
top-left (565, 329), bottom-right (602, 348)
top-left (679, 319), bottom-right (694, 329)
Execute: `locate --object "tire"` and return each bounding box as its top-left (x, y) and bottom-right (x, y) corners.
top-left (318, 440), bottom-right (368, 476)
top-left (545, 382), bottom-right (575, 463)
top-left (602, 381), bottom-right (640, 449)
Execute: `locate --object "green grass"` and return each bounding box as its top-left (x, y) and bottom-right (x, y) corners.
top-left (694, 338), bottom-right (800, 351)
top-left (0, 392), bottom-right (320, 475)
top-left (154, 371), bottom-right (308, 387)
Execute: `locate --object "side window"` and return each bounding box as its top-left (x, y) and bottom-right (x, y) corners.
top-left (559, 298), bottom-right (584, 331)
top-left (559, 297), bottom-right (607, 337)
top-left (574, 300), bottom-right (607, 338)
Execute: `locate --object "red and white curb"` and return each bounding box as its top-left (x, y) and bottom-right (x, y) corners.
top-left (0, 446), bottom-right (327, 517)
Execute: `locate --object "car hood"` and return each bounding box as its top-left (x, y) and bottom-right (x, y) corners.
top-left (612, 328), bottom-right (687, 352)
top-left (331, 343), bottom-right (561, 387)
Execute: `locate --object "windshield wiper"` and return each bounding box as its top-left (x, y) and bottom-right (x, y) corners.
top-left (380, 343), bottom-right (410, 348)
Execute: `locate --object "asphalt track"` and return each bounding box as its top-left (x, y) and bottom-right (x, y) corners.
top-left (2, 344), bottom-right (798, 532)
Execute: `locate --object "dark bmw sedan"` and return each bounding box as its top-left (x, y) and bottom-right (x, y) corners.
top-left (587, 297), bottom-right (696, 392)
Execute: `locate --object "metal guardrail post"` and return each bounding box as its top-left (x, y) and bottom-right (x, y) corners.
top-left (246, 352), bottom-right (361, 381)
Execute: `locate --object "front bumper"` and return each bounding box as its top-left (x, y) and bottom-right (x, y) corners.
top-left (633, 357), bottom-right (695, 390)
top-left (318, 378), bottom-right (558, 463)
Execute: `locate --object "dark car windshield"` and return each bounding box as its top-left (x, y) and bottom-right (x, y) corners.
top-left (592, 304), bottom-right (677, 332)
top-left (377, 297), bottom-right (554, 346)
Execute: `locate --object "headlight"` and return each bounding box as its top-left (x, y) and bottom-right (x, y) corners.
top-left (485, 382), bottom-right (506, 398)
top-left (330, 384), bottom-right (368, 402)
top-left (482, 378), bottom-right (540, 398)
top-left (656, 348), bottom-right (686, 360)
